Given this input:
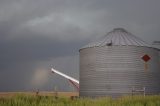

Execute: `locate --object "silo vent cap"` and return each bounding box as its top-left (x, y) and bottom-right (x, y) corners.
top-left (113, 28), bottom-right (128, 32)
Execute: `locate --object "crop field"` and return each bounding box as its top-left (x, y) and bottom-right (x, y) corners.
top-left (0, 93), bottom-right (160, 106)
top-left (0, 92), bottom-right (78, 98)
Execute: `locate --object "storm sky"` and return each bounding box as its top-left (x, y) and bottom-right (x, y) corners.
top-left (0, 0), bottom-right (160, 92)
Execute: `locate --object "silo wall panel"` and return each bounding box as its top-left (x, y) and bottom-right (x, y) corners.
top-left (79, 46), bottom-right (160, 97)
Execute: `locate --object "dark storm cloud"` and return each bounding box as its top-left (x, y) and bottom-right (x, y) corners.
top-left (0, 0), bottom-right (160, 91)
top-left (0, 32), bottom-right (83, 63)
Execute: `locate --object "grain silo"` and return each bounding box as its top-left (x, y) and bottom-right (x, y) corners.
top-left (79, 28), bottom-right (160, 97)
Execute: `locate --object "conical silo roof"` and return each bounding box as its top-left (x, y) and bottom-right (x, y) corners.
top-left (81, 28), bottom-right (151, 49)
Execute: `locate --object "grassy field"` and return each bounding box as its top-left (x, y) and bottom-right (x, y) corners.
top-left (0, 92), bottom-right (78, 98)
top-left (0, 93), bottom-right (160, 106)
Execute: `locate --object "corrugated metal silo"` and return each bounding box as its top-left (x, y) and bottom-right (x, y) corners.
top-left (79, 28), bottom-right (160, 97)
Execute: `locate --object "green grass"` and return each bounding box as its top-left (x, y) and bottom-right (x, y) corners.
top-left (0, 95), bottom-right (160, 106)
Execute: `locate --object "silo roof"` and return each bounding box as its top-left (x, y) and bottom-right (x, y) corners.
top-left (81, 28), bottom-right (151, 49)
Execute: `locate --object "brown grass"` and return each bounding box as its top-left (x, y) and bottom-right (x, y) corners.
top-left (0, 91), bottom-right (79, 98)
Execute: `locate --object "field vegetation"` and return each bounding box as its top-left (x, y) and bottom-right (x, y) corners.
top-left (0, 94), bottom-right (160, 106)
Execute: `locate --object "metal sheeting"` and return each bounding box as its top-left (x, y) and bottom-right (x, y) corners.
top-left (81, 28), bottom-right (151, 49)
top-left (79, 46), bottom-right (160, 97)
top-left (159, 51), bottom-right (160, 64)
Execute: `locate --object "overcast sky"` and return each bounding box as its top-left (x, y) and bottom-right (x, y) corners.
top-left (0, 0), bottom-right (160, 92)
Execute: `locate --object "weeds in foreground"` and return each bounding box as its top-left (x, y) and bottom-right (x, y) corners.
top-left (0, 94), bottom-right (160, 106)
